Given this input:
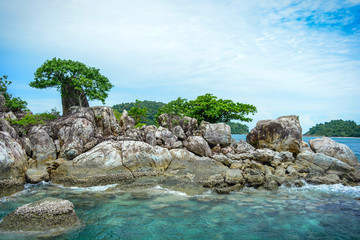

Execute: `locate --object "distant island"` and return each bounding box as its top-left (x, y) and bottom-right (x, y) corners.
top-left (305, 120), bottom-right (360, 137)
top-left (112, 100), bottom-right (249, 134)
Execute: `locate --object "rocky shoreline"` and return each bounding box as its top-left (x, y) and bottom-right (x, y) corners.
top-left (1, 106), bottom-right (359, 197)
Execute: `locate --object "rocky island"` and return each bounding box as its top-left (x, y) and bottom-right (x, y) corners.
top-left (1, 105), bottom-right (359, 198)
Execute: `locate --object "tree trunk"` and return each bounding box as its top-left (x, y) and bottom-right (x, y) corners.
top-left (61, 84), bottom-right (89, 115)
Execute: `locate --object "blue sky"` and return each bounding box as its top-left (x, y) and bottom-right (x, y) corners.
top-left (1, 0), bottom-right (359, 132)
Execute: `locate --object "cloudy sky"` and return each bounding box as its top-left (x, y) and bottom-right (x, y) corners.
top-left (1, 0), bottom-right (359, 132)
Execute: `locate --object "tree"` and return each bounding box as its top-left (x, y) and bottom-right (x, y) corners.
top-left (30, 58), bottom-right (113, 114)
top-left (0, 75), bottom-right (27, 112)
top-left (128, 100), bottom-right (147, 127)
top-left (157, 94), bottom-right (257, 124)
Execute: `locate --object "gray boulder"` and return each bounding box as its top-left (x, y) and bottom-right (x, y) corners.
top-left (0, 198), bottom-right (80, 233)
top-left (309, 137), bottom-right (359, 166)
top-left (51, 140), bottom-right (172, 186)
top-left (247, 115), bottom-right (302, 154)
top-left (0, 131), bottom-right (28, 197)
top-left (28, 125), bottom-right (57, 162)
top-left (200, 121), bottom-right (232, 147)
top-left (155, 126), bottom-right (177, 148)
top-left (184, 136), bottom-right (212, 157)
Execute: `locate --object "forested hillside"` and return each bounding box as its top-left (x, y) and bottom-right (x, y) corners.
top-left (112, 100), bottom-right (250, 133)
top-left (305, 120), bottom-right (360, 137)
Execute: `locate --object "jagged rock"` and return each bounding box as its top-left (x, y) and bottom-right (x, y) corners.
top-left (28, 126), bottom-right (57, 162)
top-left (52, 106), bottom-right (120, 160)
top-left (296, 151), bottom-right (354, 173)
top-left (234, 140), bottom-right (256, 153)
top-left (172, 125), bottom-right (186, 140)
top-left (119, 110), bottom-right (135, 131)
top-left (51, 141), bottom-right (171, 186)
top-left (166, 149), bottom-right (239, 189)
top-left (306, 173), bottom-right (341, 185)
top-left (0, 119), bottom-right (17, 139)
top-left (309, 137), bottom-right (359, 166)
top-left (144, 126), bottom-right (157, 146)
top-left (155, 127), bottom-right (177, 148)
top-left (200, 121), bottom-right (232, 147)
top-left (0, 94), bottom-right (7, 112)
top-left (124, 128), bottom-right (143, 141)
top-left (0, 131), bottom-right (28, 197)
top-left (253, 148), bottom-right (276, 164)
top-left (184, 136), bottom-right (212, 157)
top-left (212, 153), bottom-right (233, 167)
top-left (157, 114), bottom-right (198, 136)
top-left (0, 197), bottom-right (81, 233)
top-left (247, 115), bottom-right (302, 154)
top-left (26, 165), bottom-right (50, 184)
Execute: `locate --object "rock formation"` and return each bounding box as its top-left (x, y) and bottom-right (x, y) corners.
top-left (246, 115), bottom-right (302, 154)
top-left (0, 107), bottom-right (359, 197)
top-left (309, 137), bottom-right (359, 166)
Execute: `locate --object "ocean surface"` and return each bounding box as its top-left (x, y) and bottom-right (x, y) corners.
top-left (0, 136), bottom-right (359, 239)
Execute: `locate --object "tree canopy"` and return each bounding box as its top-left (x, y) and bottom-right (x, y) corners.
top-left (0, 75), bottom-right (27, 112)
top-left (305, 120), bottom-right (360, 137)
top-left (30, 58), bottom-right (113, 114)
top-left (113, 100), bottom-right (165, 125)
top-left (156, 94), bottom-right (257, 124)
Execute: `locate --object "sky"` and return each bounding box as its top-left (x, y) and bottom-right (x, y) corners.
top-left (1, 0), bottom-right (359, 133)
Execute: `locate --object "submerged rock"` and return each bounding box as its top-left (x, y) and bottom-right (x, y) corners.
top-left (309, 137), bottom-right (359, 166)
top-left (247, 115), bottom-right (302, 154)
top-left (0, 198), bottom-right (81, 233)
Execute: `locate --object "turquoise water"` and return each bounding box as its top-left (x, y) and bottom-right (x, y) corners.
top-left (1, 136), bottom-right (360, 239)
top-left (1, 182), bottom-right (360, 239)
top-left (233, 135), bottom-right (360, 160)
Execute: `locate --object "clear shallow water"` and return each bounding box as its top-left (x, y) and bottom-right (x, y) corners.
top-left (1, 182), bottom-right (360, 239)
top-left (233, 135), bottom-right (360, 160)
top-left (1, 136), bottom-right (359, 239)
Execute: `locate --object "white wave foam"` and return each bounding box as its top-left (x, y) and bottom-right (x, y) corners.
top-left (56, 184), bottom-right (118, 192)
top-left (151, 186), bottom-right (187, 196)
top-left (284, 183), bottom-right (360, 197)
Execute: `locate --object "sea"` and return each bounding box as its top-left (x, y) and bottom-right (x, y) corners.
top-left (0, 136), bottom-right (359, 240)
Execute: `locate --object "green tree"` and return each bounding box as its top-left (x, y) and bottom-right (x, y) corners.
top-left (30, 58), bottom-right (113, 114)
top-left (0, 75), bottom-right (27, 112)
top-left (128, 100), bottom-right (147, 127)
top-left (113, 100), bottom-right (165, 125)
top-left (157, 94), bottom-right (257, 124)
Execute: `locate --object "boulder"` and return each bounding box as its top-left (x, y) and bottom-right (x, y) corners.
top-left (28, 126), bottom-right (57, 162)
top-left (0, 131), bottom-right (28, 197)
top-left (234, 140), bottom-right (256, 153)
top-left (52, 106), bottom-right (120, 160)
top-left (200, 121), bottom-right (232, 147)
top-left (155, 127), bottom-right (177, 148)
top-left (119, 110), bottom-right (135, 131)
top-left (166, 149), bottom-right (242, 189)
top-left (144, 126), bottom-right (157, 146)
top-left (246, 115), bottom-right (302, 154)
top-left (309, 137), bottom-right (359, 166)
top-left (51, 141), bottom-right (172, 186)
top-left (184, 136), bottom-right (212, 157)
top-left (0, 198), bottom-right (81, 233)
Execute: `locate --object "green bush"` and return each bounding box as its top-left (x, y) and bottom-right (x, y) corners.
top-left (10, 110), bottom-right (60, 127)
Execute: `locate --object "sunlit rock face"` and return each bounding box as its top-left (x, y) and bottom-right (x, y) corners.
top-left (246, 115), bottom-right (302, 154)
